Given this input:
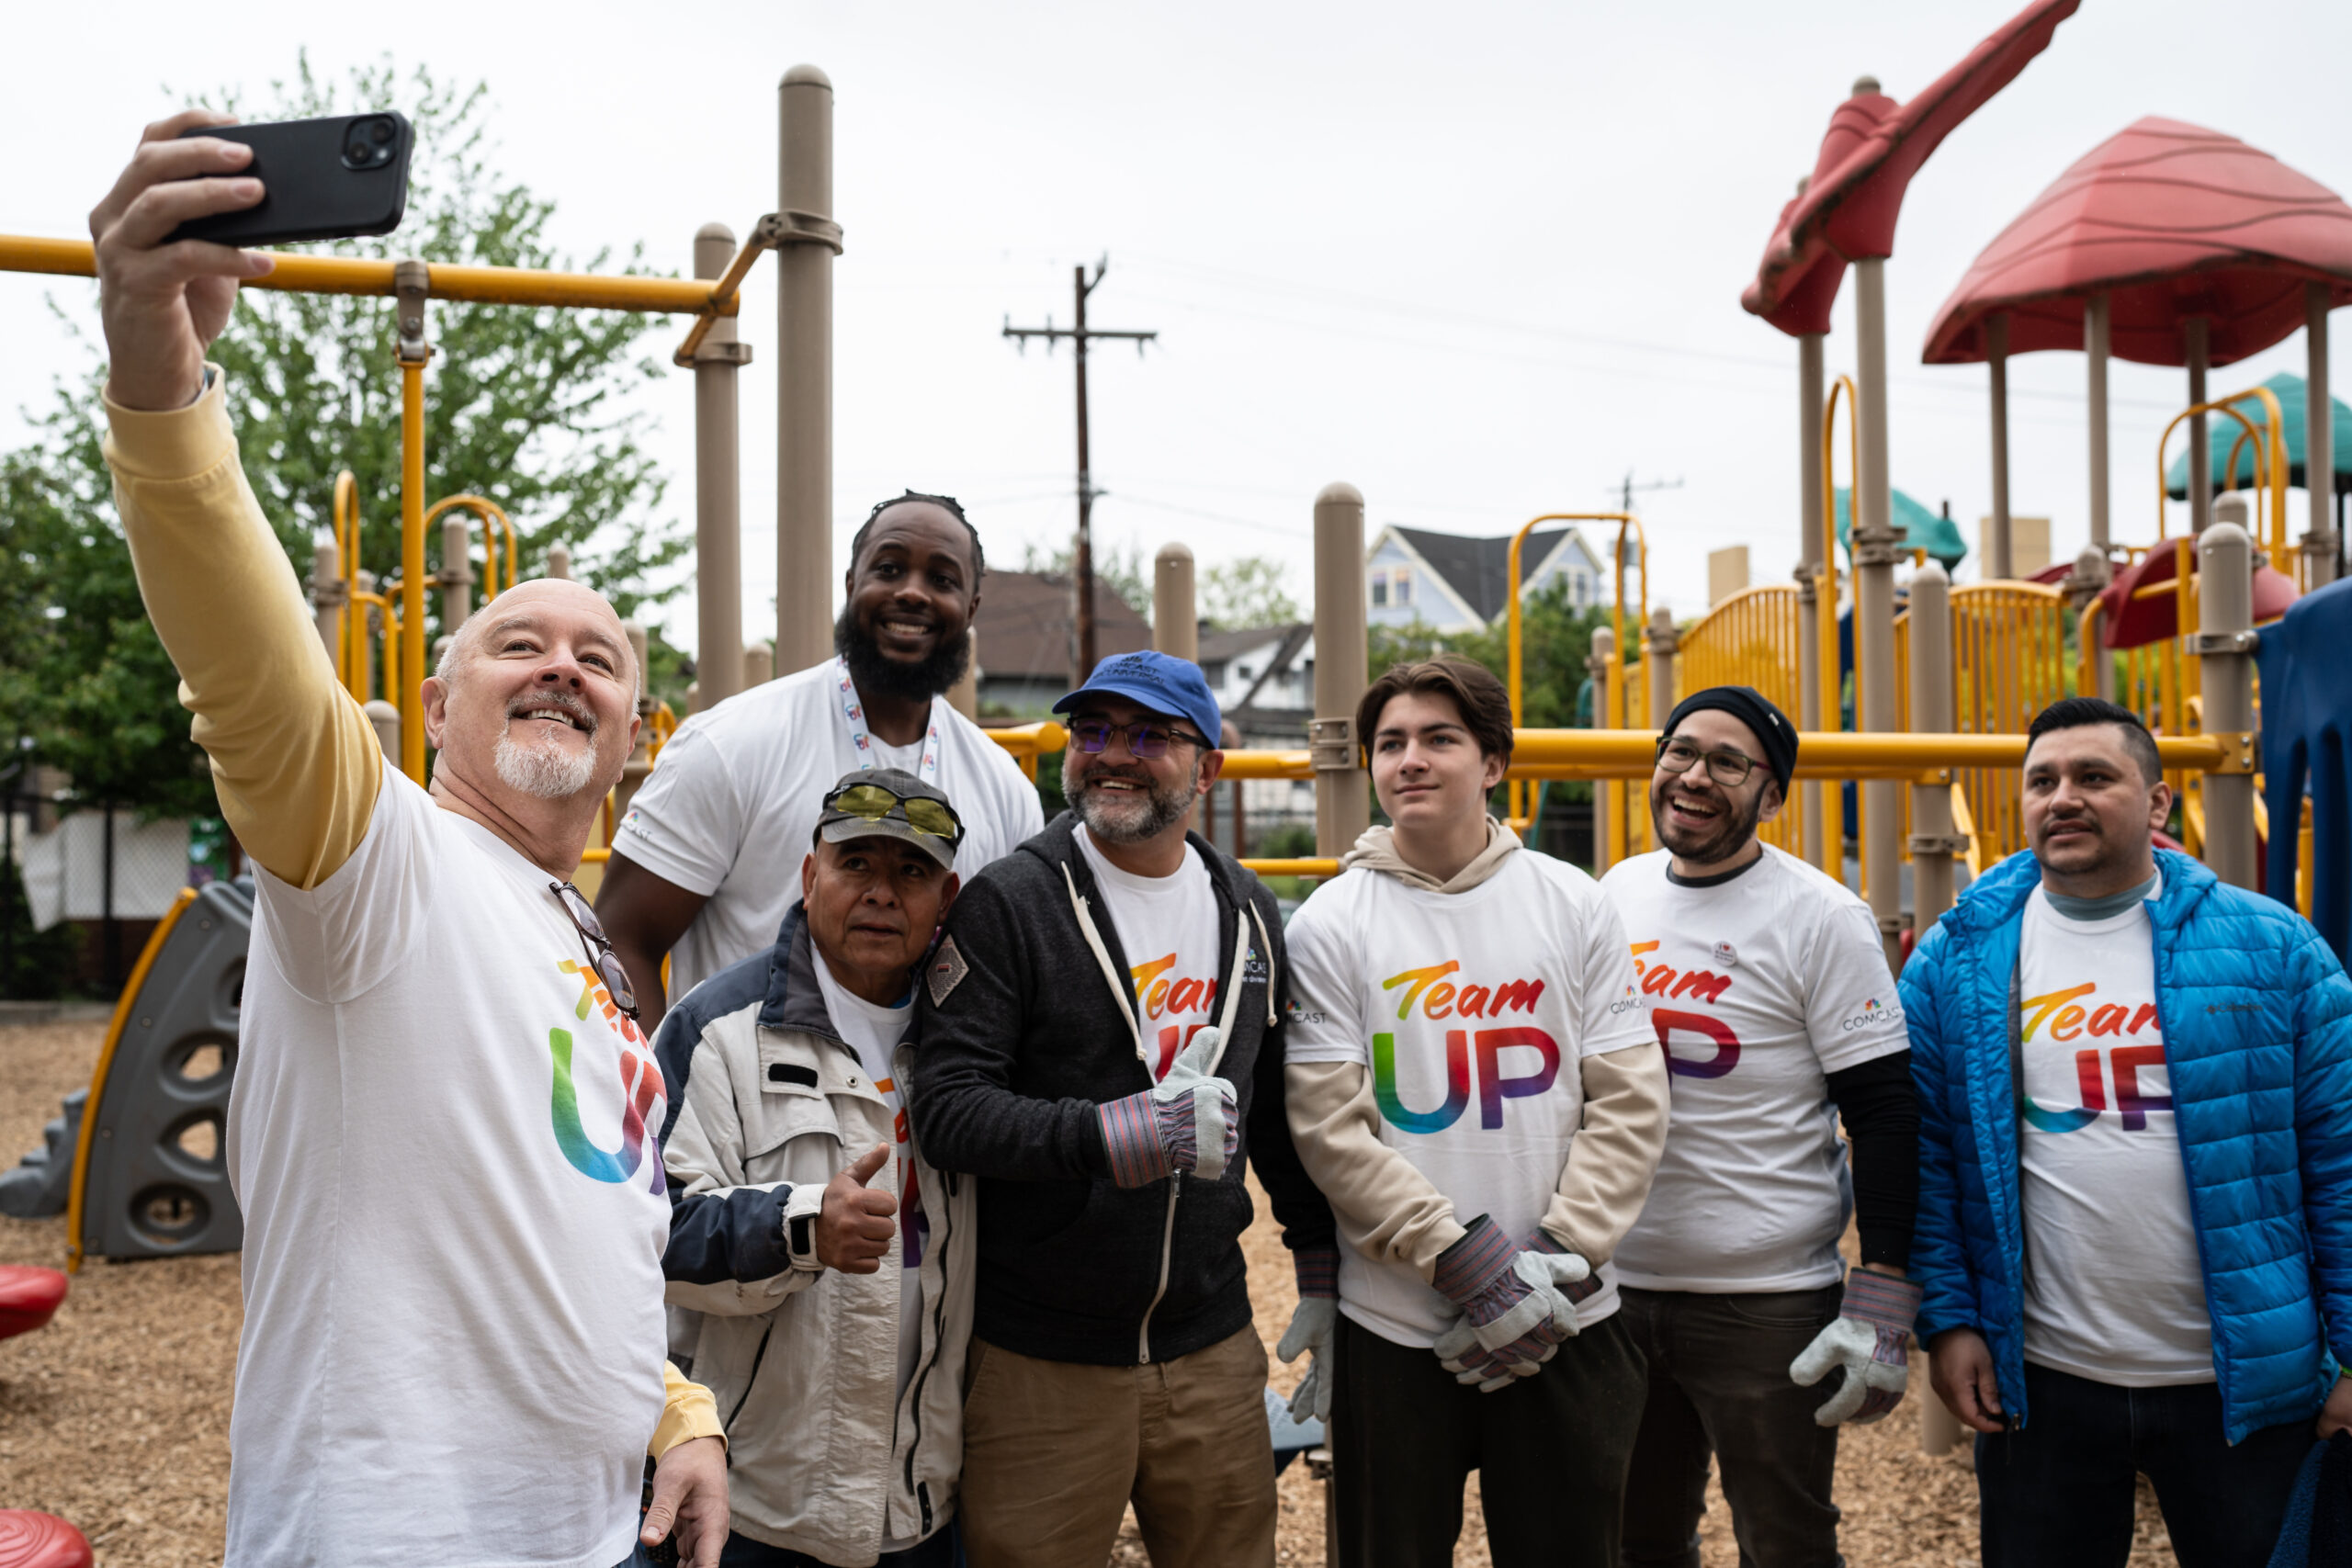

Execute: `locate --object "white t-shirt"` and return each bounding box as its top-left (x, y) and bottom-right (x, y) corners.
top-left (1075, 826), bottom-right (1224, 1082)
top-left (1284, 852), bottom-right (1652, 1347)
top-left (228, 771), bottom-right (670, 1568)
top-left (808, 951), bottom-right (925, 1552)
top-left (611, 660), bottom-right (1044, 998)
top-left (2017, 878), bottom-right (2212, 1385)
top-left (1602, 845), bottom-right (1908, 1292)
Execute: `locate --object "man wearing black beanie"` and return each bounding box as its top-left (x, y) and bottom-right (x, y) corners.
top-left (1599, 686), bottom-right (1922, 1568)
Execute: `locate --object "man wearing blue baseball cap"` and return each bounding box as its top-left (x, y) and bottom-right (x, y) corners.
top-left (911, 652), bottom-right (1336, 1568)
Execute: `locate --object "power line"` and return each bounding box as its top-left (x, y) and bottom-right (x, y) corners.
top-left (1003, 256), bottom-right (1159, 684)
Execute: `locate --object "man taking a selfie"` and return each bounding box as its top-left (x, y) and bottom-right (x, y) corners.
top-left (89, 112), bottom-right (724, 1567)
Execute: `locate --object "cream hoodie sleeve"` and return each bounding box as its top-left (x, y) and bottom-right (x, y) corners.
top-left (102, 370), bottom-right (379, 889)
top-left (1287, 1059), bottom-right (1468, 1280)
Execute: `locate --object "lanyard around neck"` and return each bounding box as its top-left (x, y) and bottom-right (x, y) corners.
top-left (834, 656), bottom-right (943, 784)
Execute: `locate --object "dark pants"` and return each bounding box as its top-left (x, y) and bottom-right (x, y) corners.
top-left (1330, 1306), bottom-right (1647, 1567)
top-left (1975, 1362), bottom-right (2309, 1568)
top-left (717, 1523), bottom-right (962, 1567)
top-left (1617, 1282), bottom-right (1846, 1568)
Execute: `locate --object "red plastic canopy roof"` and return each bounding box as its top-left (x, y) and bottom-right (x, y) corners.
top-left (2095, 541), bottom-right (2300, 649)
top-left (1924, 118), bottom-right (2352, 367)
top-left (1743, 0), bottom-right (2079, 337)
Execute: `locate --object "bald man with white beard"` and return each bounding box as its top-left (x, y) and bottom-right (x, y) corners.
top-left (90, 110), bottom-right (728, 1568)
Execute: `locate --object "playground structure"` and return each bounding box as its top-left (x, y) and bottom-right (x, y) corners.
top-left (0, 16), bottom-right (2345, 1493)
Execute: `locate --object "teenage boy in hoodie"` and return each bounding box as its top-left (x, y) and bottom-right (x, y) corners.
top-left (655, 768), bottom-right (975, 1567)
top-left (911, 651), bottom-right (1338, 1568)
top-left (1281, 655), bottom-right (1668, 1568)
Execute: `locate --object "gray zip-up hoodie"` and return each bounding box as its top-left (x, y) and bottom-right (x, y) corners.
top-left (910, 810), bottom-right (1337, 1367)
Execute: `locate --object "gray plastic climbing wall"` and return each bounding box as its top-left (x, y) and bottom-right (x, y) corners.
top-left (77, 877), bottom-right (251, 1262)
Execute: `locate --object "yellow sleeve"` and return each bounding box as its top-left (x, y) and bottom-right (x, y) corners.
top-left (651, 1359), bottom-right (724, 1458)
top-left (102, 368), bottom-right (379, 889)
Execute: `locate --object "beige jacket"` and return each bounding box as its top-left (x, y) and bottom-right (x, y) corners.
top-left (1288, 822), bottom-right (1670, 1280)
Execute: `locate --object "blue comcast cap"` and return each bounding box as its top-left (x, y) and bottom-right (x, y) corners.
top-left (1053, 650), bottom-right (1223, 746)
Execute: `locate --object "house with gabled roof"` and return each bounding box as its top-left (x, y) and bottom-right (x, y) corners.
top-left (1366, 524), bottom-right (1609, 634)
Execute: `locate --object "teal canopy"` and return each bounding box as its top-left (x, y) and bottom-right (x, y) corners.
top-left (2163, 373), bottom-right (2352, 500)
top-left (1832, 487), bottom-right (1970, 567)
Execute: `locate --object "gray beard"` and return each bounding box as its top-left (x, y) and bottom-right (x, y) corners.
top-left (493, 727), bottom-right (601, 800)
top-left (1073, 769), bottom-right (1196, 845)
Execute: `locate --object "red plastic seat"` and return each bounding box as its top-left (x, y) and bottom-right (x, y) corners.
top-left (0, 1266), bottom-right (67, 1341)
top-left (0, 1513), bottom-right (92, 1568)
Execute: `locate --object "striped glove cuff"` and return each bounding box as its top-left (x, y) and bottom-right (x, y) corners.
top-left (1842, 1269), bottom-right (1924, 1338)
top-left (1294, 1247), bottom-right (1340, 1300)
top-left (1431, 1214), bottom-right (1517, 1309)
top-left (1098, 1091), bottom-right (1173, 1189)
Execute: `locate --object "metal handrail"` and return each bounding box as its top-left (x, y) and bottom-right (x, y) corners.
top-left (424, 493), bottom-right (517, 602)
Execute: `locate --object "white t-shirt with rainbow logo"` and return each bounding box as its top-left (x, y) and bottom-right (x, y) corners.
top-left (1284, 851), bottom-right (1651, 1347)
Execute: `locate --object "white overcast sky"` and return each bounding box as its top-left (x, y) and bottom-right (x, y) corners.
top-left (3, 0), bottom-right (2344, 659)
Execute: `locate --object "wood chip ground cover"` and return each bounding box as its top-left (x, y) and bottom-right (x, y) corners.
top-left (0, 1021), bottom-right (2179, 1564)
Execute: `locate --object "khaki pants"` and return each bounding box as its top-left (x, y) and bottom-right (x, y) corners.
top-left (957, 1326), bottom-right (1276, 1568)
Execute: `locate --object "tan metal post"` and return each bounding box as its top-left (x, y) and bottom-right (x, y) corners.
top-left (1588, 626), bottom-right (1617, 875)
top-left (2069, 545), bottom-right (2115, 701)
top-left (945, 629), bottom-right (978, 720)
top-left (1986, 311), bottom-right (2013, 581)
top-left (365, 699), bottom-right (401, 759)
top-left (547, 542), bottom-right (573, 581)
top-left (2086, 294), bottom-right (2112, 554)
top-left (742, 640), bottom-right (774, 690)
top-left (695, 221), bottom-right (751, 709)
top-left (1853, 254), bottom-right (1905, 973)
top-left (1154, 543), bottom-right (1198, 661)
top-left (311, 540), bottom-right (345, 665)
top-left (2197, 523), bottom-right (2257, 886)
top-left (1312, 483), bottom-right (1370, 858)
top-left (1907, 564), bottom-right (1959, 943)
top-left (1645, 605), bottom-right (1678, 729)
top-left (2308, 284), bottom-right (2337, 587)
top-left (1797, 330), bottom-right (1829, 870)
top-left (615, 622), bottom-right (657, 826)
top-left (438, 513), bottom-right (474, 635)
top-left (776, 65), bottom-right (839, 674)
top-left (2187, 317), bottom-right (2211, 534)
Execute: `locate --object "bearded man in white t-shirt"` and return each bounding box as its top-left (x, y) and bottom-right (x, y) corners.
top-left (1909, 697), bottom-right (2352, 1568)
top-left (89, 113), bottom-right (725, 1568)
top-left (1282, 655), bottom-right (1668, 1568)
top-left (598, 491), bottom-right (1042, 1027)
top-left (1600, 686), bottom-right (1920, 1568)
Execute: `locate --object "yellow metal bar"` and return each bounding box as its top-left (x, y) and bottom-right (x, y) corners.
top-left (1217, 749), bottom-right (1314, 781)
top-left (424, 493), bottom-right (516, 601)
top-left (0, 235), bottom-right (735, 316)
top-left (1238, 858), bottom-right (1342, 879)
top-left (65, 886), bottom-right (198, 1273)
top-left (334, 470), bottom-right (365, 699)
top-left (400, 359), bottom-right (427, 784)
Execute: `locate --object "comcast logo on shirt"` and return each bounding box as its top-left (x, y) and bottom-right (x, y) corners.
top-left (1610, 984), bottom-right (1644, 1016)
top-left (1841, 997), bottom-right (1902, 1031)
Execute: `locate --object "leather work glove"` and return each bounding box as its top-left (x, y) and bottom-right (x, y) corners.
top-left (1790, 1268), bottom-right (1924, 1426)
top-left (1429, 1218), bottom-right (1589, 1392)
top-left (1097, 1027), bottom-right (1239, 1188)
top-left (1276, 1248), bottom-right (1340, 1424)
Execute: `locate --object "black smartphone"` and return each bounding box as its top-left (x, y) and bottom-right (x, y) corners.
top-left (166, 112), bottom-right (413, 247)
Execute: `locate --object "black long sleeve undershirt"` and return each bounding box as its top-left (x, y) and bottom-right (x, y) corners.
top-left (1826, 1050), bottom-right (1919, 1269)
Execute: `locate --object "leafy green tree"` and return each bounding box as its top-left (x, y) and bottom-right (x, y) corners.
top-left (0, 54), bottom-right (688, 821)
top-left (1201, 555), bottom-right (1299, 630)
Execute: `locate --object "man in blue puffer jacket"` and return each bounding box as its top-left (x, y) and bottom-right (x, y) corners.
top-left (1905, 697), bottom-right (2352, 1568)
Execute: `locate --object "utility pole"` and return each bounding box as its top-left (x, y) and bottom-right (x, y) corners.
top-left (1004, 258), bottom-right (1158, 683)
top-left (1609, 471), bottom-right (1682, 574)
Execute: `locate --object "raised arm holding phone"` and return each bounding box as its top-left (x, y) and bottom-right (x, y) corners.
top-left (92, 111), bottom-right (726, 1568)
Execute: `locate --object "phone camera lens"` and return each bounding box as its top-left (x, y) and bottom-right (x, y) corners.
top-left (370, 119), bottom-right (393, 145)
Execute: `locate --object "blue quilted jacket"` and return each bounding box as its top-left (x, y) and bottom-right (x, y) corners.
top-left (1903, 848), bottom-right (2352, 1441)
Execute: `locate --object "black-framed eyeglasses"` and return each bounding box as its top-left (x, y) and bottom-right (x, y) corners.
top-left (1654, 737), bottom-right (1758, 788)
top-left (823, 781), bottom-right (966, 843)
top-left (1069, 718), bottom-right (1212, 760)
top-left (550, 881), bottom-right (641, 1024)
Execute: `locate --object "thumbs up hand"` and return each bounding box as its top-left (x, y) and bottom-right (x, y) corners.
top-left (816, 1143), bottom-right (899, 1274)
top-left (1098, 1026), bottom-right (1241, 1189)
